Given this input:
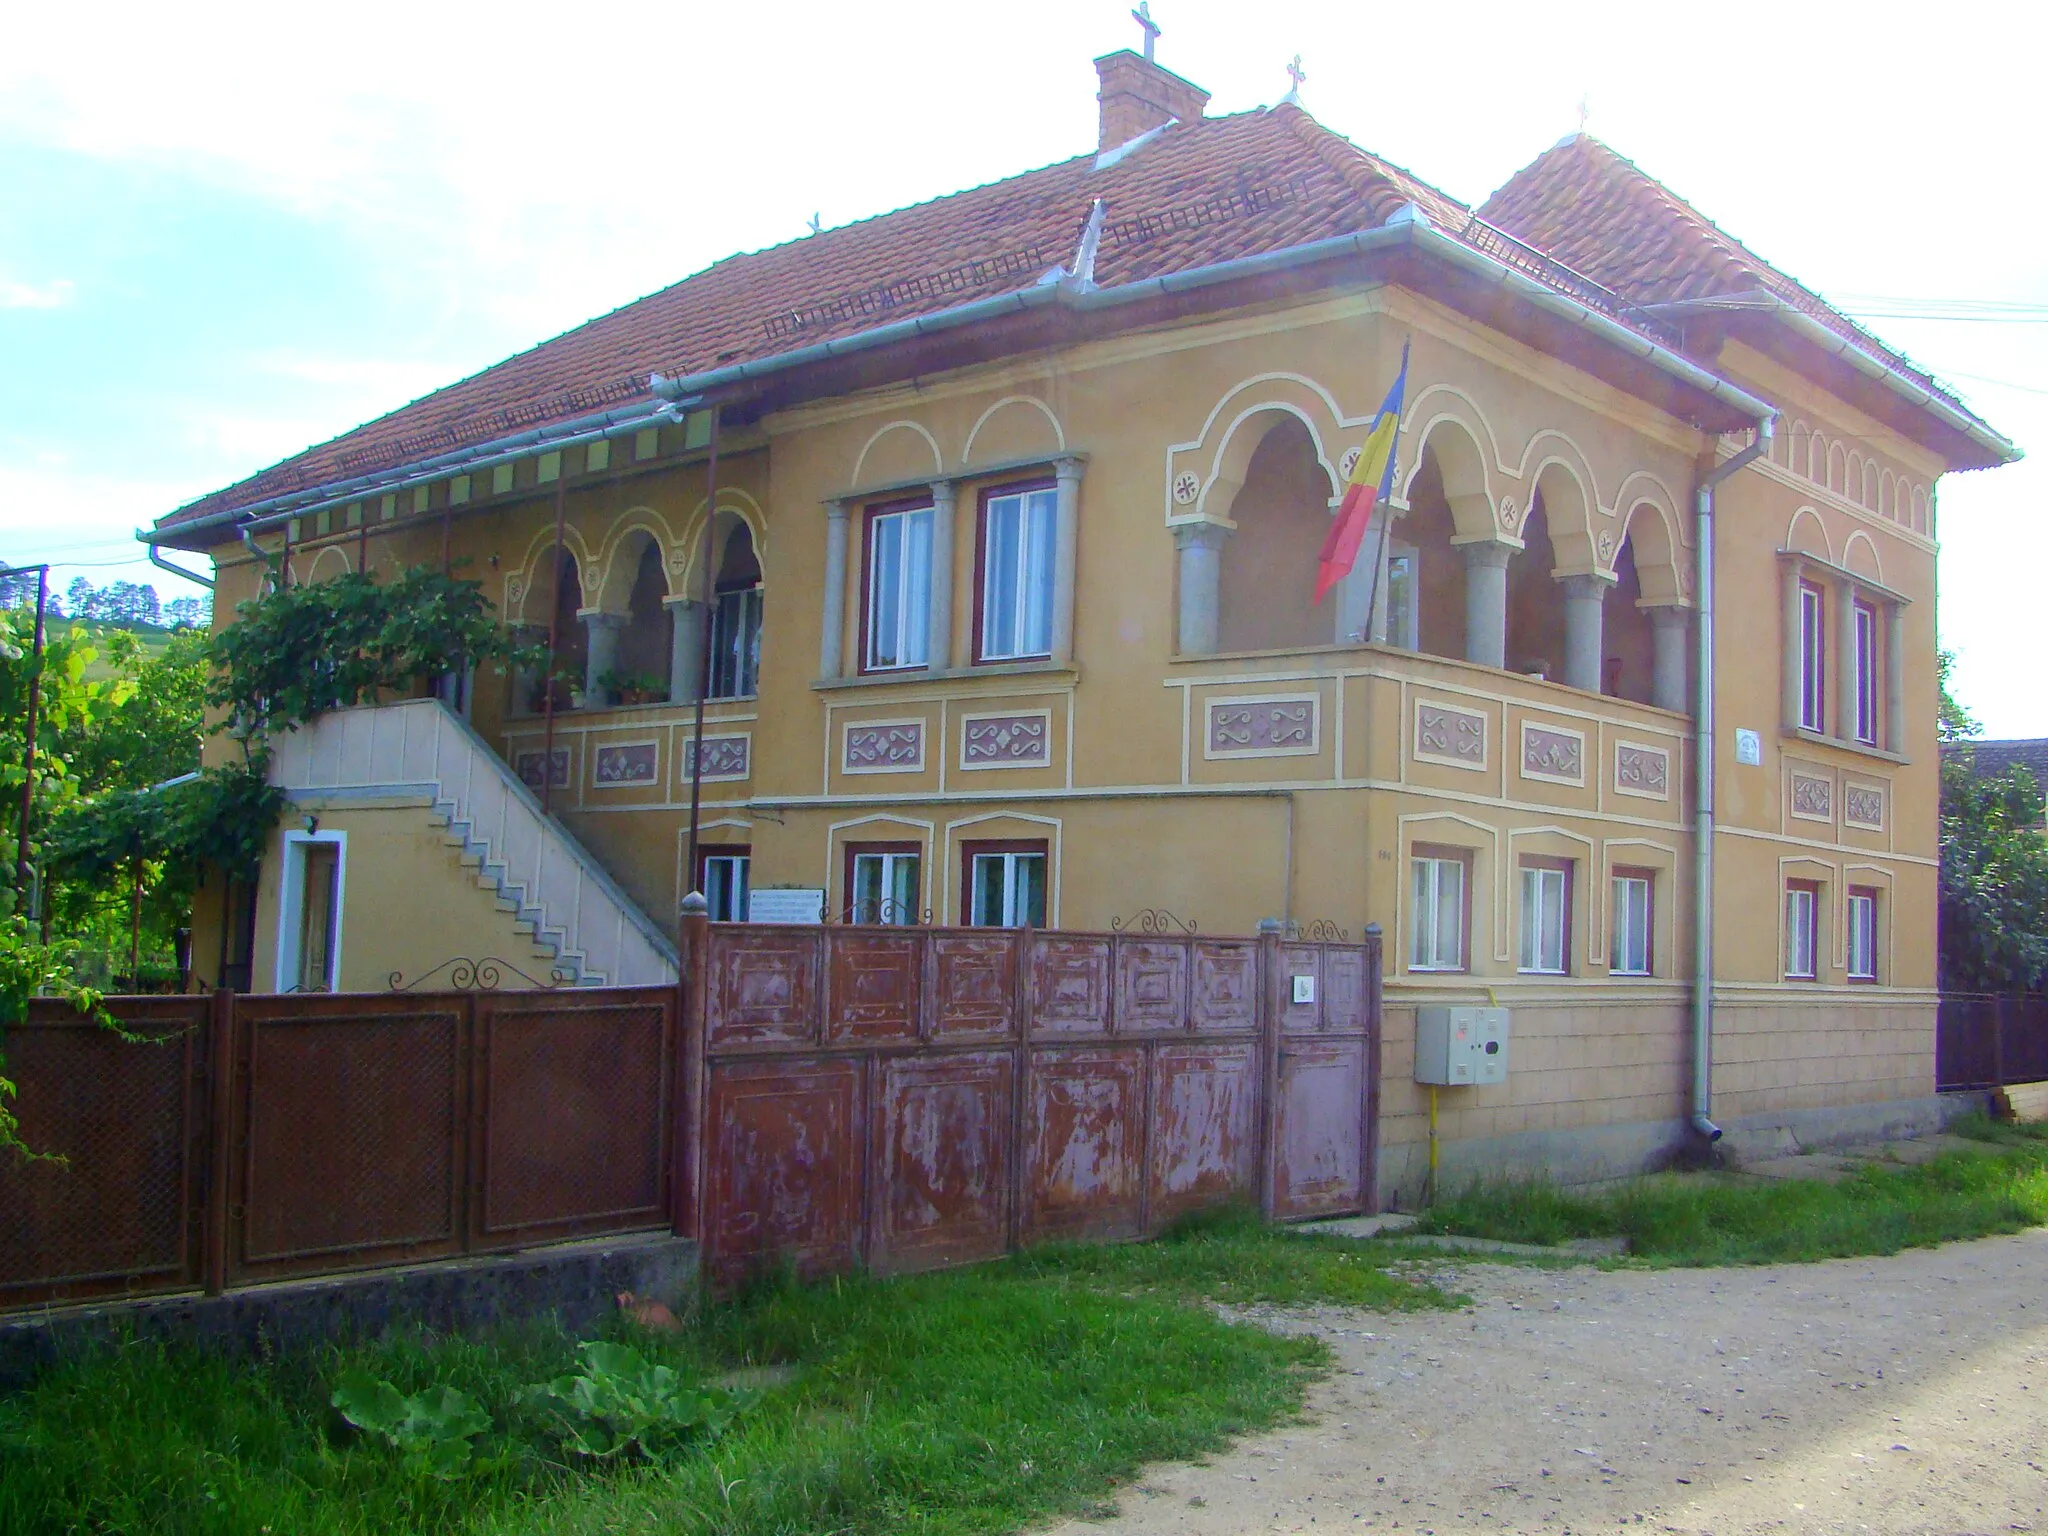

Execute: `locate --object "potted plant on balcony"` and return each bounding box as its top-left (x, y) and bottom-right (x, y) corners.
top-left (597, 668), bottom-right (667, 707)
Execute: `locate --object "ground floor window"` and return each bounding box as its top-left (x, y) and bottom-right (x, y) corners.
top-left (1610, 869), bottom-right (1653, 976)
top-left (699, 846), bottom-right (751, 922)
top-left (1785, 880), bottom-right (1821, 979)
top-left (847, 842), bottom-right (921, 925)
top-left (963, 840), bottom-right (1047, 928)
top-left (1518, 857), bottom-right (1571, 975)
top-left (1408, 847), bottom-right (1468, 971)
top-left (1847, 886), bottom-right (1879, 981)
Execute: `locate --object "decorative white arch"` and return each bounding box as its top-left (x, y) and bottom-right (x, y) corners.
top-left (504, 523), bottom-right (599, 624)
top-left (1401, 413), bottom-right (1500, 541)
top-left (1841, 529), bottom-right (1884, 584)
top-left (674, 488), bottom-right (769, 596)
top-left (1523, 449), bottom-right (1599, 572)
top-left (589, 509), bottom-right (679, 614)
top-left (1783, 505), bottom-right (1833, 561)
top-left (1615, 498), bottom-right (1688, 604)
top-left (852, 419), bottom-right (943, 488)
top-left (962, 394), bottom-right (1065, 465)
top-left (305, 546), bottom-right (353, 584)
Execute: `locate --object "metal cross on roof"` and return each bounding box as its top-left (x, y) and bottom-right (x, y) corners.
top-left (1131, 2), bottom-right (1160, 61)
top-left (1286, 54), bottom-right (1307, 92)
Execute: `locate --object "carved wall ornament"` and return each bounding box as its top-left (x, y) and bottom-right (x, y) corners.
top-left (961, 710), bottom-right (1053, 769)
top-left (514, 748), bottom-right (570, 791)
top-left (1597, 530), bottom-right (1616, 563)
top-left (1844, 783), bottom-right (1886, 830)
top-left (1497, 496), bottom-right (1520, 531)
top-left (1171, 470), bottom-right (1200, 506)
top-left (1790, 771), bottom-right (1834, 822)
top-left (504, 574), bottom-right (527, 609)
top-left (1520, 722), bottom-right (1586, 785)
top-left (592, 740), bottom-right (659, 787)
top-left (1613, 741), bottom-right (1671, 800)
top-left (1203, 694), bottom-right (1320, 758)
top-left (1339, 445), bottom-right (1362, 480)
top-left (1413, 700), bottom-right (1488, 771)
top-left (843, 719), bottom-right (926, 774)
top-left (683, 734), bottom-right (751, 782)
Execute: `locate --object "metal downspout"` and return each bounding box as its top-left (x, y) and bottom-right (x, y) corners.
top-left (1690, 417), bottom-right (1774, 1142)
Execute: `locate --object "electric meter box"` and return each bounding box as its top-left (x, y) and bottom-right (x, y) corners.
top-left (1414, 1006), bottom-right (1511, 1086)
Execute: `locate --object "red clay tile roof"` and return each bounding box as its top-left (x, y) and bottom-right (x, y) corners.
top-left (158, 106), bottom-right (1469, 531)
top-left (1480, 134), bottom-right (1965, 411)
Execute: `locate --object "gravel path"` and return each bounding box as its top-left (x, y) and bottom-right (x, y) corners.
top-left (1051, 1231), bottom-right (2048, 1535)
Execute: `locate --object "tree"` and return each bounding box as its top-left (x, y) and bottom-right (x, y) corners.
top-left (1936, 649), bottom-right (2048, 993)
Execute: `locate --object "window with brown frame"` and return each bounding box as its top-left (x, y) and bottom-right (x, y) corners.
top-left (959, 838), bottom-right (1048, 927)
top-left (1847, 885), bottom-right (1880, 982)
top-left (844, 840), bottom-right (923, 925)
top-left (1610, 866), bottom-right (1655, 976)
top-left (860, 496), bottom-right (934, 674)
top-left (696, 844), bottom-right (751, 923)
top-left (1408, 843), bottom-right (1472, 972)
top-left (973, 478), bottom-right (1057, 664)
top-left (1785, 878), bottom-right (1822, 979)
top-left (1517, 855), bottom-right (1573, 975)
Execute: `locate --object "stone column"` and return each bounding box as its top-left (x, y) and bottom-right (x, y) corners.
top-left (1462, 542), bottom-right (1512, 671)
top-left (581, 611), bottom-right (624, 705)
top-left (1560, 573), bottom-right (1611, 693)
top-left (820, 499), bottom-right (849, 680)
top-left (1835, 577), bottom-right (1860, 742)
top-left (1051, 457), bottom-right (1084, 665)
top-left (664, 596), bottom-right (704, 704)
top-left (1650, 606), bottom-right (1690, 714)
top-left (927, 480), bottom-right (955, 674)
top-left (1885, 601), bottom-right (1906, 755)
top-left (1174, 522), bottom-right (1230, 656)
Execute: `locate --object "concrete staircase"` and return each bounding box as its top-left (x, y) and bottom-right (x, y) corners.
top-left (268, 698), bottom-right (678, 986)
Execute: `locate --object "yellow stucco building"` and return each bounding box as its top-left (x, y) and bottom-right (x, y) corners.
top-left (151, 47), bottom-right (2016, 1193)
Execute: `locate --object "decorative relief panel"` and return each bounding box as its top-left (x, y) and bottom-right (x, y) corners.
top-left (1613, 741), bottom-right (1670, 800)
top-left (960, 711), bottom-right (1051, 770)
top-left (1203, 694), bottom-right (1319, 759)
top-left (592, 740), bottom-right (659, 787)
top-left (514, 748), bottom-right (570, 791)
top-left (1790, 771), bottom-right (1835, 822)
top-left (683, 734), bottom-right (751, 782)
top-left (1843, 782), bottom-right (1886, 831)
top-left (844, 719), bottom-right (925, 775)
top-left (1413, 700), bottom-right (1487, 771)
top-left (1520, 722), bottom-right (1586, 785)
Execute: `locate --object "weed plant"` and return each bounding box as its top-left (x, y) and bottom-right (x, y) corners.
top-left (1416, 1113), bottom-right (2048, 1264)
top-left (0, 1212), bottom-right (1452, 1536)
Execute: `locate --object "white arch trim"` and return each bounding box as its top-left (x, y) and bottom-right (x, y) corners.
top-left (852, 419), bottom-right (944, 487)
top-left (1782, 506), bottom-right (1834, 562)
top-left (962, 394), bottom-right (1066, 464)
top-left (504, 523), bottom-right (599, 625)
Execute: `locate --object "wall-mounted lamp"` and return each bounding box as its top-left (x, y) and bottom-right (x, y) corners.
top-left (301, 813), bottom-right (320, 835)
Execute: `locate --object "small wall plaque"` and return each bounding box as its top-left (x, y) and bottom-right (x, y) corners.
top-left (748, 888), bottom-right (824, 924)
top-left (1734, 729), bottom-right (1763, 766)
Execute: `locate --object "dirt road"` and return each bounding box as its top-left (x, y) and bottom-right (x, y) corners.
top-left (1053, 1231), bottom-right (2048, 1535)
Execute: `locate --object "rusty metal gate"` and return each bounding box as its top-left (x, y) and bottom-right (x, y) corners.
top-left (677, 918), bottom-right (1381, 1283)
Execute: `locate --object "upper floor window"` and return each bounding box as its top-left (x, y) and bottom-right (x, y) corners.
top-left (1409, 848), bottom-right (1468, 972)
top-left (1785, 879), bottom-right (1821, 980)
top-left (964, 839), bottom-right (1047, 927)
top-left (1797, 581), bottom-right (1826, 732)
top-left (708, 522), bottom-right (762, 700)
top-left (1610, 869), bottom-right (1653, 977)
top-left (864, 501), bottom-right (932, 672)
top-left (1847, 886), bottom-right (1879, 981)
top-left (978, 483), bottom-right (1056, 663)
top-left (1853, 600), bottom-right (1879, 746)
top-left (1518, 857), bottom-right (1572, 975)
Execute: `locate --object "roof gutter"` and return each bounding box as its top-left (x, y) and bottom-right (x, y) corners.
top-left (1644, 290), bottom-right (2019, 467)
top-left (156, 210), bottom-right (1776, 548)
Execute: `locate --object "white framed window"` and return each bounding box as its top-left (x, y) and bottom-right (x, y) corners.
top-left (1847, 887), bottom-right (1879, 981)
top-left (702, 852), bottom-right (750, 922)
top-left (276, 830), bottom-right (346, 993)
top-left (709, 587), bottom-right (761, 699)
top-left (965, 843), bottom-right (1047, 928)
top-left (978, 485), bottom-right (1057, 662)
top-left (849, 848), bottom-right (921, 925)
top-left (1518, 859), bottom-right (1571, 975)
top-left (1797, 582), bottom-right (1826, 732)
top-left (1408, 850), bottom-right (1467, 971)
top-left (1785, 881), bottom-right (1820, 979)
top-left (864, 503), bottom-right (932, 671)
top-left (1384, 541), bottom-right (1419, 650)
top-left (1853, 600), bottom-right (1879, 745)
top-left (1610, 871), bottom-right (1653, 976)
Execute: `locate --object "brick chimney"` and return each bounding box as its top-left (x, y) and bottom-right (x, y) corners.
top-left (1094, 49), bottom-right (1210, 153)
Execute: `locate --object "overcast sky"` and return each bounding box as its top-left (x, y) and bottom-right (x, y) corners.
top-left (2, 0), bottom-right (2041, 732)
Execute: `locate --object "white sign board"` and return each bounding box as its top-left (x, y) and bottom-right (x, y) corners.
top-left (747, 887), bottom-right (825, 925)
top-left (1734, 728), bottom-right (1763, 767)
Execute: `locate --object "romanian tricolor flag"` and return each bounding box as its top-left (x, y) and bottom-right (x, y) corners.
top-left (1313, 342), bottom-right (1410, 605)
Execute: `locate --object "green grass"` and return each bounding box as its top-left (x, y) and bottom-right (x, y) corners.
top-left (0, 1213), bottom-right (1455, 1536)
top-left (1416, 1114), bottom-right (2048, 1266)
